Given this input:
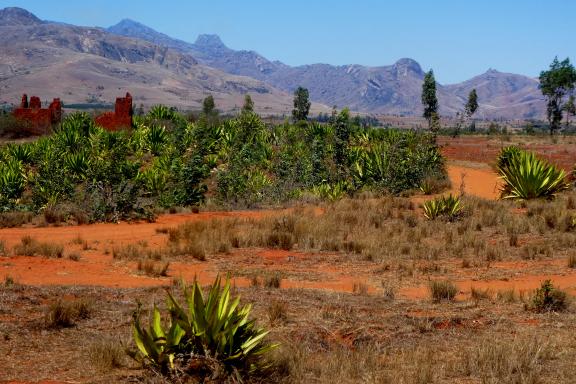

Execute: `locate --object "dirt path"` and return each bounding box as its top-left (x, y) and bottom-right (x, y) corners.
top-left (447, 163), bottom-right (501, 200)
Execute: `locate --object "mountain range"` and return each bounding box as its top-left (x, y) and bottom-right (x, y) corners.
top-left (0, 7), bottom-right (545, 119)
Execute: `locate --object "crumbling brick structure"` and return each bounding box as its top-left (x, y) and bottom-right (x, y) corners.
top-left (12, 94), bottom-right (62, 135)
top-left (94, 92), bottom-right (133, 131)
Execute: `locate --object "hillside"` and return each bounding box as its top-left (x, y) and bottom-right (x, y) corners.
top-left (0, 8), bottom-right (329, 115)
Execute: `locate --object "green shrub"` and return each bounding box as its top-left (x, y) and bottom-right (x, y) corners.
top-left (423, 194), bottom-right (463, 221)
top-left (132, 276), bottom-right (277, 380)
top-left (497, 149), bottom-right (568, 200)
top-left (527, 280), bottom-right (568, 313)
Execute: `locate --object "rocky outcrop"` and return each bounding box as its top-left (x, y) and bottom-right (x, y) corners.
top-left (12, 94), bottom-right (61, 135)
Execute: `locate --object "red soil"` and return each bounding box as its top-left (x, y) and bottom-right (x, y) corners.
top-left (439, 136), bottom-right (576, 172)
top-left (447, 165), bottom-right (501, 200)
top-left (0, 159), bottom-right (572, 299)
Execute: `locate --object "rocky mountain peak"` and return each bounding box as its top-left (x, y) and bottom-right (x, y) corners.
top-left (0, 7), bottom-right (43, 26)
top-left (194, 34), bottom-right (228, 50)
top-left (393, 58), bottom-right (424, 77)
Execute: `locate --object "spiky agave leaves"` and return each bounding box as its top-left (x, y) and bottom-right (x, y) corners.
top-left (132, 304), bottom-right (185, 374)
top-left (423, 194), bottom-right (463, 221)
top-left (497, 149), bottom-right (568, 200)
top-left (165, 276), bottom-right (278, 375)
top-left (0, 159), bottom-right (26, 201)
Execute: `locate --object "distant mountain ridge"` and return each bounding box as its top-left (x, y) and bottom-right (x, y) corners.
top-left (0, 7), bottom-right (545, 119)
top-left (107, 18), bottom-right (545, 119)
top-left (0, 7), bottom-right (325, 115)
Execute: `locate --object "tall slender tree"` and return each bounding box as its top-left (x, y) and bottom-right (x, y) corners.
top-left (421, 70), bottom-right (438, 131)
top-left (539, 57), bottom-right (576, 135)
top-left (241, 94), bottom-right (254, 114)
top-left (292, 87), bottom-right (311, 122)
top-left (465, 89), bottom-right (479, 118)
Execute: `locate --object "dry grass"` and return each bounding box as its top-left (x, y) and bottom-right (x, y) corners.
top-left (137, 260), bottom-right (170, 277)
top-left (461, 335), bottom-right (553, 384)
top-left (88, 339), bottom-right (126, 372)
top-left (157, 191), bottom-right (576, 270)
top-left (13, 235), bottom-right (64, 258)
top-left (44, 298), bottom-right (93, 328)
top-left (429, 280), bottom-right (458, 302)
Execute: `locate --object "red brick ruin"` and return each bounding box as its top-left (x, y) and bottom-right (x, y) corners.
top-left (11, 92), bottom-right (133, 135)
top-left (94, 92), bottom-right (133, 131)
top-left (12, 94), bottom-right (62, 135)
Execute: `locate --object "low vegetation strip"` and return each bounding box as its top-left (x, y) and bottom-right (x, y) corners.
top-left (0, 107), bottom-right (447, 226)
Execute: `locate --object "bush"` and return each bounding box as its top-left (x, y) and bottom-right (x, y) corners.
top-left (527, 280), bottom-right (568, 313)
top-left (423, 194), bottom-right (463, 221)
top-left (497, 149), bottom-right (568, 200)
top-left (132, 276), bottom-right (277, 380)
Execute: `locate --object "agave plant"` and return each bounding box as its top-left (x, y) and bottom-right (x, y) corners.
top-left (7, 144), bottom-right (34, 164)
top-left (147, 125), bottom-right (169, 156)
top-left (0, 159), bottom-right (26, 200)
top-left (132, 305), bottom-right (186, 374)
top-left (423, 194), bottom-right (463, 221)
top-left (311, 180), bottom-right (349, 201)
top-left (165, 276), bottom-right (277, 376)
top-left (497, 149), bottom-right (568, 200)
top-left (64, 151), bottom-right (90, 180)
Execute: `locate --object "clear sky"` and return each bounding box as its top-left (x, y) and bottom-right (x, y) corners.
top-left (3, 0), bottom-right (575, 84)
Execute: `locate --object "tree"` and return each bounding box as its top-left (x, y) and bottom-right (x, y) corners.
top-left (465, 89), bottom-right (478, 118)
top-left (292, 87), bottom-right (311, 122)
top-left (334, 108), bottom-right (351, 175)
top-left (563, 95), bottom-right (576, 128)
top-left (241, 94), bottom-right (254, 114)
top-left (200, 95), bottom-right (219, 128)
top-left (202, 95), bottom-right (216, 115)
top-left (421, 70), bottom-right (438, 131)
top-left (539, 57), bottom-right (576, 135)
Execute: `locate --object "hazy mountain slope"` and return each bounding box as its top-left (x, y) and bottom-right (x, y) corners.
top-left (0, 8), bottom-right (328, 115)
top-left (108, 19), bottom-right (545, 119)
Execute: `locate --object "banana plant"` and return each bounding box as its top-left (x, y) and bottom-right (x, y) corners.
top-left (132, 305), bottom-right (186, 374)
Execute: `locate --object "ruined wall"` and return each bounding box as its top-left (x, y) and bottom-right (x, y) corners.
top-left (94, 92), bottom-right (133, 131)
top-left (12, 94), bottom-right (62, 135)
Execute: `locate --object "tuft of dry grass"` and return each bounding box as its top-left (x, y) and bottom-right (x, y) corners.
top-left (88, 339), bottom-right (126, 372)
top-left (137, 260), bottom-right (170, 277)
top-left (429, 280), bottom-right (458, 302)
top-left (44, 298), bottom-right (93, 329)
top-left (13, 236), bottom-right (64, 258)
top-left (264, 273), bottom-right (282, 289)
top-left (568, 254), bottom-right (576, 269)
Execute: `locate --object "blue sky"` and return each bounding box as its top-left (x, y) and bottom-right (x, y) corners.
top-left (3, 0), bottom-right (575, 83)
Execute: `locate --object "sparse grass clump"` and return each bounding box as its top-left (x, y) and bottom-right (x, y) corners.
top-left (45, 298), bottom-right (93, 328)
top-left (265, 273), bottom-right (282, 289)
top-left (429, 280), bottom-right (458, 302)
top-left (136, 260), bottom-right (170, 277)
top-left (13, 236), bottom-right (64, 258)
top-left (88, 339), bottom-right (125, 372)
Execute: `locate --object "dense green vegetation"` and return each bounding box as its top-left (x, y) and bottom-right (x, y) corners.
top-left (0, 105), bottom-right (446, 223)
